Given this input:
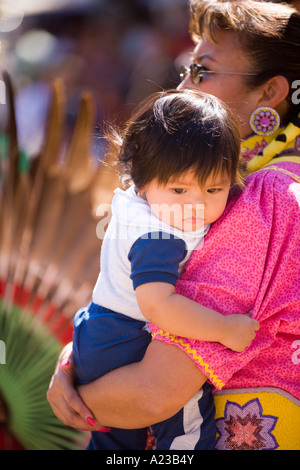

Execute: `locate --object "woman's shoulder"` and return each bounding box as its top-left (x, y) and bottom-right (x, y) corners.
top-left (218, 161), bottom-right (300, 232)
top-left (244, 159), bottom-right (300, 204)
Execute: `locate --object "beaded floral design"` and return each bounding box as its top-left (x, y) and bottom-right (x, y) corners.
top-left (250, 107), bottom-right (280, 136)
top-left (241, 139), bottom-right (268, 163)
top-left (215, 398), bottom-right (278, 450)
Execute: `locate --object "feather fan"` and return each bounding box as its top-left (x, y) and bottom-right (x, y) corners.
top-left (0, 73), bottom-right (119, 449)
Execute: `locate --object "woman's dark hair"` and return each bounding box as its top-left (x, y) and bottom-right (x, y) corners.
top-left (105, 89), bottom-right (241, 189)
top-left (189, 0), bottom-right (300, 122)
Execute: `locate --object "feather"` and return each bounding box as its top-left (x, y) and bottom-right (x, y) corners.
top-left (0, 73), bottom-right (119, 449)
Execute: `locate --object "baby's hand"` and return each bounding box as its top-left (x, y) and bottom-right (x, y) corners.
top-left (220, 314), bottom-right (260, 352)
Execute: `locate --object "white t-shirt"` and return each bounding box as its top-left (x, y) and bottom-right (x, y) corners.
top-left (92, 186), bottom-right (209, 322)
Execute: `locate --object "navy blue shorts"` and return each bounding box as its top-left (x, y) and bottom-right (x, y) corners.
top-left (73, 302), bottom-right (151, 384)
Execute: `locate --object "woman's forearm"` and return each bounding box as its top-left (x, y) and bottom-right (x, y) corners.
top-left (78, 340), bottom-right (207, 429)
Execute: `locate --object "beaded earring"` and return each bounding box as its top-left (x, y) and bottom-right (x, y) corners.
top-left (249, 107), bottom-right (280, 136)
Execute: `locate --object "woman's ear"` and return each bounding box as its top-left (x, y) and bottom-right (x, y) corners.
top-left (257, 75), bottom-right (290, 109)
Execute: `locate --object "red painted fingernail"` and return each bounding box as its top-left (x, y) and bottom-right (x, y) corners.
top-left (97, 427), bottom-right (111, 433)
top-left (86, 417), bottom-right (96, 427)
top-left (60, 360), bottom-right (70, 368)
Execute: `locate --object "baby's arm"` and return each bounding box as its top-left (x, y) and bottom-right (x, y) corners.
top-left (136, 282), bottom-right (259, 352)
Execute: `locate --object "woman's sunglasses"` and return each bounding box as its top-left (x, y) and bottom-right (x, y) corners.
top-left (180, 64), bottom-right (256, 85)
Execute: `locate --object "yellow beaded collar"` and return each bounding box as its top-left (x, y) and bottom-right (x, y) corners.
top-left (243, 112), bottom-right (300, 173)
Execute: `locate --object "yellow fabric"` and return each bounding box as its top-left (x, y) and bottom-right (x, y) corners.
top-left (242, 127), bottom-right (287, 154)
top-left (246, 112), bottom-right (300, 173)
top-left (214, 388), bottom-right (300, 450)
top-left (263, 156), bottom-right (300, 166)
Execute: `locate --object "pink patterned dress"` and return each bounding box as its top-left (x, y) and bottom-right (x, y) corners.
top-left (151, 158), bottom-right (300, 450)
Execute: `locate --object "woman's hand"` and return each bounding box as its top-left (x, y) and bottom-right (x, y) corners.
top-left (48, 340), bottom-right (208, 430)
top-left (47, 342), bottom-right (104, 431)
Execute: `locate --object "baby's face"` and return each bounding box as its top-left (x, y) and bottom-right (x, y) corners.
top-left (141, 169), bottom-right (231, 231)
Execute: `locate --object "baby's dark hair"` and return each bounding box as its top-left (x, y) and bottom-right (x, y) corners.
top-left (106, 89), bottom-right (242, 190)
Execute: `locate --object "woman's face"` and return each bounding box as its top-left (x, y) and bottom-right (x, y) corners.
top-left (179, 30), bottom-right (262, 139)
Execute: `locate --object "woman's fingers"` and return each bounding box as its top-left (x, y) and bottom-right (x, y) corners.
top-left (47, 344), bottom-right (96, 430)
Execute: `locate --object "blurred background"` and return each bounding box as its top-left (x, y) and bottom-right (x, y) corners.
top-left (0, 0), bottom-right (193, 162)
